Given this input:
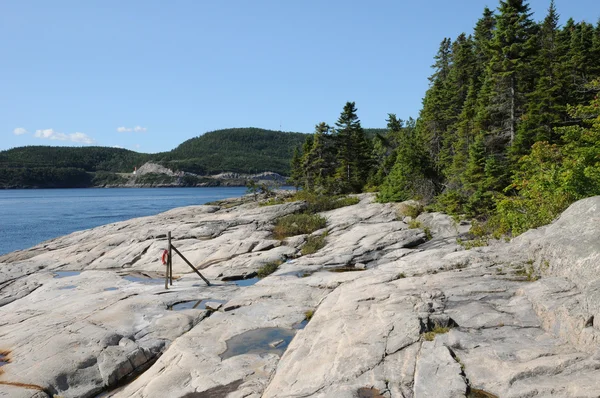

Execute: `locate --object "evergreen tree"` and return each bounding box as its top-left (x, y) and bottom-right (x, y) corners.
top-left (378, 119), bottom-right (435, 202)
top-left (304, 123), bottom-right (336, 193)
top-left (513, 0), bottom-right (563, 157)
top-left (484, 0), bottom-right (538, 147)
top-left (289, 146), bottom-right (303, 190)
top-left (418, 38), bottom-right (455, 169)
top-left (333, 102), bottom-right (372, 193)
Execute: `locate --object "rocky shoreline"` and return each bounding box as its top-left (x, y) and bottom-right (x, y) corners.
top-left (0, 194), bottom-right (599, 397)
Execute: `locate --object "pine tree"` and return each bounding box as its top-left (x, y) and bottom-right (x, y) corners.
top-left (378, 119), bottom-right (435, 202)
top-left (304, 123), bottom-right (336, 193)
top-left (289, 146), bottom-right (302, 190)
top-left (332, 102), bottom-right (371, 193)
top-left (418, 38), bottom-right (455, 169)
top-left (439, 33), bottom-right (476, 173)
top-left (300, 135), bottom-right (314, 190)
top-left (513, 0), bottom-right (563, 157)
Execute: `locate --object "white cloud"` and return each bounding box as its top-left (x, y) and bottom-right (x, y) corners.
top-left (117, 126), bottom-right (147, 133)
top-left (13, 127), bottom-right (27, 135)
top-left (34, 128), bottom-right (96, 144)
top-left (35, 128), bottom-right (67, 140)
top-left (112, 145), bottom-right (123, 149)
top-left (70, 132), bottom-right (95, 144)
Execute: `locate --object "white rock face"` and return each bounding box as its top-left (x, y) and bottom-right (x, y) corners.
top-left (0, 193), bottom-right (600, 397)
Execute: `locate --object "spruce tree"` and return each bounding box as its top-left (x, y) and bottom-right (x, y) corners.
top-left (378, 119), bottom-right (435, 202)
top-left (484, 0), bottom-right (538, 147)
top-left (304, 123), bottom-right (336, 193)
top-left (289, 146), bottom-right (302, 190)
top-left (513, 0), bottom-right (563, 157)
top-left (333, 102), bottom-right (371, 193)
top-left (418, 38), bottom-right (455, 169)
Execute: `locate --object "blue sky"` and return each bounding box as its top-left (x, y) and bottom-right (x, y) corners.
top-left (1, 0), bottom-right (597, 153)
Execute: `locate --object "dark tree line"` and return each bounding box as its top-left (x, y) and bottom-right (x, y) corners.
top-left (289, 102), bottom-right (373, 194)
top-left (293, 0), bottom-right (600, 235)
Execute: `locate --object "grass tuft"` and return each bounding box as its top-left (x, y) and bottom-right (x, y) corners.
top-left (304, 309), bottom-right (315, 321)
top-left (422, 326), bottom-right (450, 341)
top-left (301, 232), bottom-right (328, 255)
top-left (256, 260), bottom-right (283, 278)
top-left (273, 213), bottom-right (327, 239)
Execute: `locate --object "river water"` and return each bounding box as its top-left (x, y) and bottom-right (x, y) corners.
top-left (0, 187), bottom-right (251, 255)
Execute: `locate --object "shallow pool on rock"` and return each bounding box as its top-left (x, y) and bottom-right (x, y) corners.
top-left (232, 277), bottom-right (260, 287)
top-left (53, 271), bottom-right (82, 278)
top-left (121, 273), bottom-right (165, 284)
top-left (168, 299), bottom-right (226, 311)
top-left (220, 328), bottom-right (296, 360)
top-left (0, 353), bottom-right (9, 367)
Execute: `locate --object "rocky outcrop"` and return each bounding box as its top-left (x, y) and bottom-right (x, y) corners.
top-left (1, 194), bottom-right (599, 397)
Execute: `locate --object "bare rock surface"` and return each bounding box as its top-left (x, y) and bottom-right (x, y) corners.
top-left (1, 194), bottom-right (600, 397)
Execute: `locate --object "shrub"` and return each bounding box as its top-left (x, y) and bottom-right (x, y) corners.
top-left (408, 219), bottom-right (422, 229)
top-left (301, 232), bottom-right (328, 255)
top-left (294, 191), bottom-right (360, 213)
top-left (273, 213), bottom-right (327, 239)
top-left (397, 202), bottom-right (424, 219)
top-left (422, 326), bottom-right (450, 341)
top-left (256, 260), bottom-right (283, 278)
top-left (304, 309), bottom-right (315, 321)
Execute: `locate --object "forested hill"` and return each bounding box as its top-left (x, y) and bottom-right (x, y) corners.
top-left (153, 128), bottom-right (308, 175)
top-left (0, 128), bottom-right (308, 188)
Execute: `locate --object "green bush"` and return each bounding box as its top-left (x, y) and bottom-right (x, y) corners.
top-left (397, 202), bottom-right (424, 218)
top-left (256, 260), bottom-right (283, 278)
top-left (293, 191), bottom-right (360, 213)
top-left (273, 214), bottom-right (327, 239)
top-left (422, 326), bottom-right (450, 341)
top-left (301, 232), bottom-right (328, 255)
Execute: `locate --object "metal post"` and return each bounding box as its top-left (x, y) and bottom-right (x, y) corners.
top-left (169, 234), bottom-right (173, 286)
top-left (165, 232), bottom-right (171, 289)
top-left (171, 245), bottom-right (211, 286)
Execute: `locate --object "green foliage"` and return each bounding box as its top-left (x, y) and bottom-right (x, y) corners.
top-left (397, 203), bottom-right (424, 219)
top-left (301, 232), bottom-right (328, 255)
top-left (0, 146), bottom-right (148, 173)
top-left (378, 117), bottom-right (436, 203)
top-left (157, 128), bottom-right (307, 175)
top-left (91, 171), bottom-right (127, 187)
top-left (135, 173), bottom-right (176, 186)
top-left (422, 326), bottom-right (450, 341)
top-left (304, 310), bottom-right (315, 321)
top-left (256, 260), bottom-right (283, 278)
top-left (408, 220), bottom-right (422, 229)
top-left (289, 103), bottom-right (375, 195)
top-left (0, 167), bottom-right (92, 188)
top-left (273, 214), bottom-right (327, 240)
top-left (0, 128), bottom-right (308, 188)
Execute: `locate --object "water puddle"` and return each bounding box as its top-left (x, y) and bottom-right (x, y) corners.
top-left (279, 270), bottom-right (314, 278)
top-left (0, 353), bottom-right (8, 367)
top-left (104, 287), bottom-right (118, 291)
top-left (292, 319), bottom-right (309, 330)
top-left (59, 285), bottom-right (76, 290)
top-left (357, 387), bottom-right (385, 398)
top-left (181, 379), bottom-right (244, 398)
top-left (168, 299), bottom-right (226, 311)
top-left (220, 328), bottom-right (296, 360)
top-left (121, 272), bottom-right (165, 285)
top-left (53, 271), bottom-right (82, 278)
top-left (232, 277), bottom-right (259, 287)
top-left (327, 267), bottom-right (366, 273)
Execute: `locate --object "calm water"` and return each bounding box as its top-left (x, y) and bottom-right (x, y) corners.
top-left (0, 187), bottom-right (250, 255)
